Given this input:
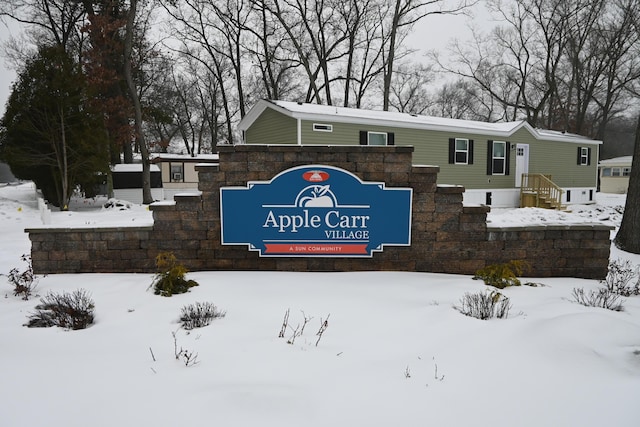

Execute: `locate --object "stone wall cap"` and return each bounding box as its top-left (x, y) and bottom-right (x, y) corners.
top-left (149, 201), bottom-right (176, 211)
top-left (487, 223), bottom-right (615, 232)
top-left (25, 225), bottom-right (155, 234)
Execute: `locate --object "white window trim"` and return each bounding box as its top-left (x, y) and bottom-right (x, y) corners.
top-left (313, 123), bottom-right (333, 132)
top-left (492, 141), bottom-right (507, 175)
top-left (367, 131), bottom-right (387, 145)
top-left (454, 138), bottom-right (469, 165)
top-left (580, 147), bottom-right (589, 165)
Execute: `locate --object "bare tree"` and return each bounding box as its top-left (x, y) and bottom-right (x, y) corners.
top-left (435, 0), bottom-right (640, 136)
top-left (336, 0), bottom-right (386, 107)
top-left (429, 78), bottom-right (493, 120)
top-left (380, 0), bottom-right (477, 111)
top-left (161, 0), bottom-right (241, 143)
top-left (0, 0), bottom-right (85, 51)
top-left (258, 0), bottom-right (351, 105)
top-left (243, 0), bottom-right (300, 101)
top-left (388, 62), bottom-right (433, 114)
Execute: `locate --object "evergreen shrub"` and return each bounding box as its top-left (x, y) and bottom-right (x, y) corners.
top-left (152, 252), bottom-right (199, 297)
top-left (473, 260), bottom-right (530, 289)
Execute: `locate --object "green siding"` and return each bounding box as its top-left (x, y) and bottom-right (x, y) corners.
top-left (246, 114), bottom-right (598, 189)
top-left (246, 108), bottom-right (298, 144)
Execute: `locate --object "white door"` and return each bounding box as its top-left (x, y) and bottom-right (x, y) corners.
top-left (515, 143), bottom-right (529, 187)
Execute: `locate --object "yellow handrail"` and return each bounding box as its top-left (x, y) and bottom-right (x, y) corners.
top-left (520, 174), bottom-right (564, 209)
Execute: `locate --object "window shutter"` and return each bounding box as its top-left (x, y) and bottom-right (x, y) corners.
top-left (577, 147), bottom-right (582, 165)
top-left (505, 142), bottom-right (511, 175)
top-left (387, 132), bottom-right (395, 145)
top-left (359, 131), bottom-right (367, 145)
top-left (587, 147), bottom-right (591, 165)
top-left (487, 140), bottom-right (494, 175)
top-left (469, 139), bottom-right (474, 165)
top-left (448, 138), bottom-right (455, 164)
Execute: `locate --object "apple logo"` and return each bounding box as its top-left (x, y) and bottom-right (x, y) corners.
top-left (296, 185), bottom-right (336, 207)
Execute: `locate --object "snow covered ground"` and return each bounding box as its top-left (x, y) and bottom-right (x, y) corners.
top-left (1, 182), bottom-right (639, 427)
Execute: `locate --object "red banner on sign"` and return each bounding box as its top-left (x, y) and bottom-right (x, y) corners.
top-left (264, 243), bottom-right (368, 255)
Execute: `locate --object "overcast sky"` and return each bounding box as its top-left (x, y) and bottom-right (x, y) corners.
top-left (0, 20), bottom-right (18, 110)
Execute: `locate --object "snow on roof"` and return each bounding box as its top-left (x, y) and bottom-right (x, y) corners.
top-left (238, 99), bottom-right (602, 145)
top-left (598, 156), bottom-right (633, 166)
top-left (272, 99), bottom-right (522, 132)
top-left (151, 153), bottom-right (219, 162)
top-left (534, 128), bottom-right (599, 143)
top-left (111, 164), bottom-right (160, 173)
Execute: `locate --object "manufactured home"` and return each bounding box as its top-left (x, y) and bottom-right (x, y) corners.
top-left (238, 100), bottom-right (601, 208)
top-left (150, 153), bottom-right (219, 200)
top-left (111, 164), bottom-right (163, 204)
top-left (598, 156), bottom-right (632, 194)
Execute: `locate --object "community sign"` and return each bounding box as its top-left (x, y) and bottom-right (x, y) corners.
top-left (220, 165), bottom-right (412, 257)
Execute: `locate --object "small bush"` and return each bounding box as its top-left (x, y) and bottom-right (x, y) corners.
top-left (180, 302), bottom-right (226, 329)
top-left (456, 290), bottom-right (511, 320)
top-left (601, 259), bottom-right (640, 297)
top-left (572, 287), bottom-right (624, 312)
top-left (473, 260), bottom-right (530, 289)
top-left (151, 252), bottom-right (199, 297)
top-left (26, 289), bottom-right (95, 330)
top-left (6, 254), bottom-right (39, 300)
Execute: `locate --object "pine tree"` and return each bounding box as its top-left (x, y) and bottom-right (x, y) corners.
top-left (0, 46), bottom-right (109, 208)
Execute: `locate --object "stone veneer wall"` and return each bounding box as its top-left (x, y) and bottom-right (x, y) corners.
top-left (27, 145), bottom-right (613, 278)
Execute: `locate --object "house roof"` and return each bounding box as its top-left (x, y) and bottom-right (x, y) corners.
top-left (150, 153), bottom-right (219, 163)
top-left (598, 156), bottom-right (633, 166)
top-left (111, 164), bottom-right (160, 173)
top-left (238, 99), bottom-right (602, 145)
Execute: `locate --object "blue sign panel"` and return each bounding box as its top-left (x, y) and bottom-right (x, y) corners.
top-left (220, 165), bottom-right (412, 257)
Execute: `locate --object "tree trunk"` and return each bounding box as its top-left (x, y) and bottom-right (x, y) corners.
top-left (383, 1), bottom-right (401, 111)
top-left (59, 109), bottom-right (69, 210)
top-left (614, 114), bottom-right (640, 253)
top-left (123, 0), bottom-right (153, 204)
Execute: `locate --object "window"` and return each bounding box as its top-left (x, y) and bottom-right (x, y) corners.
top-left (492, 141), bottom-right (506, 174)
top-left (368, 131), bottom-right (387, 145)
top-left (359, 131), bottom-right (395, 146)
top-left (448, 138), bottom-right (474, 164)
top-left (170, 163), bottom-right (184, 182)
top-left (577, 147), bottom-right (591, 165)
top-left (486, 140), bottom-right (509, 175)
top-left (601, 166), bottom-right (631, 177)
top-left (313, 123), bottom-right (333, 132)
